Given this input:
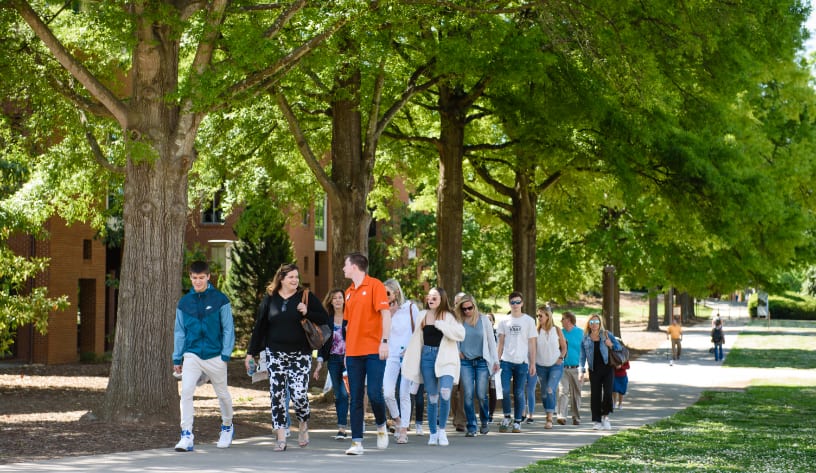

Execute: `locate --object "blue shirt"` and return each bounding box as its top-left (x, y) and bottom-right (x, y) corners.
top-left (172, 283), bottom-right (234, 365)
top-left (460, 320), bottom-right (485, 360)
top-left (562, 326), bottom-right (583, 366)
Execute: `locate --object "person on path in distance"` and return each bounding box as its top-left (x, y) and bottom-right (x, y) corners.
top-left (613, 360), bottom-right (630, 410)
top-left (245, 263), bottom-right (329, 452)
top-left (556, 311), bottom-right (584, 426)
top-left (579, 314), bottom-right (622, 431)
top-left (496, 291), bottom-right (537, 434)
top-left (667, 317), bottom-right (683, 361)
top-left (455, 294), bottom-right (499, 437)
top-left (342, 252), bottom-right (392, 456)
top-left (402, 287), bottom-right (465, 446)
top-left (315, 288), bottom-right (349, 440)
top-left (172, 261), bottom-right (235, 452)
top-left (382, 278), bottom-right (422, 444)
top-left (534, 305), bottom-right (567, 429)
top-left (711, 318), bottom-right (726, 362)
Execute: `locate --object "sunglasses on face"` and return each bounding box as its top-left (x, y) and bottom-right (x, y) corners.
top-left (509, 300), bottom-right (522, 305)
top-left (387, 291), bottom-right (392, 296)
top-left (589, 320), bottom-right (600, 325)
top-left (461, 305), bottom-right (475, 312)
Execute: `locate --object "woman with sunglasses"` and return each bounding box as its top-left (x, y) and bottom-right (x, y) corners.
top-left (534, 305), bottom-right (567, 429)
top-left (579, 314), bottom-right (622, 431)
top-left (401, 287), bottom-right (465, 446)
top-left (455, 294), bottom-right (499, 437)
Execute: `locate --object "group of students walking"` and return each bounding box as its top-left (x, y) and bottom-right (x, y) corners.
top-left (170, 254), bottom-right (630, 455)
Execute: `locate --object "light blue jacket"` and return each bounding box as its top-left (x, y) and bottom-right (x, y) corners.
top-left (579, 330), bottom-right (621, 373)
top-left (172, 283), bottom-right (235, 365)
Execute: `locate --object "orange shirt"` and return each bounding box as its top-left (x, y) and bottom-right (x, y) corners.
top-left (667, 324), bottom-right (683, 340)
top-left (344, 274), bottom-right (390, 356)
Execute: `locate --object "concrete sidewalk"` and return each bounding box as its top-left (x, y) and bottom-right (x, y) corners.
top-left (1, 309), bottom-right (755, 473)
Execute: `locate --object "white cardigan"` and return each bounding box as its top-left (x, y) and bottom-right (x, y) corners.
top-left (401, 310), bottom-right (465, 385)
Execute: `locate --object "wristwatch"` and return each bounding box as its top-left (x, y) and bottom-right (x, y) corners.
top-left (381, 338), bottom-right (388, 343)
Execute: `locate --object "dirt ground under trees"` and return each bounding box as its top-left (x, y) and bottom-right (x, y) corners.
top-left (0, 297), bottom-right (670, 465)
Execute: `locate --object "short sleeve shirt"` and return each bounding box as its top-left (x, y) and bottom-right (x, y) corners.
top-left (497, 314), bottom-right (537, 364)
top-left (344, 274), bottom-right (390, 356)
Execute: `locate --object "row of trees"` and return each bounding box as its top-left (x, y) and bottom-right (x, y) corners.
top-left (3, 0), bottom-right (816, 423)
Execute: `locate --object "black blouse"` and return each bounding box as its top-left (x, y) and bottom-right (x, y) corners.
top-left (247, 290), bottom-right (329, 355)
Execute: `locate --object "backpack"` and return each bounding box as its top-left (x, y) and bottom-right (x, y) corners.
top-left (712, 327), bottom-right (723, 343)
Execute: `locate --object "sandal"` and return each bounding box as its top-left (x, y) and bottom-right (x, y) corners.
top-left (397, 428), bottom-right (408, 444)
top-left (274, 440), bottom-right (287, 451)
top-left (298, 423), bottom-right (310, 448)
top-left (545, 421), bottom-right (553, 429)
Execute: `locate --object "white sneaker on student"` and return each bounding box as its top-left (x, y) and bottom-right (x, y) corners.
top-left (437, 429), bottom-right (449, 446)
top-left (427, 432), bottom-right (438, 446)
top-left (415, 423), bottom-right (424, 436)
top-left (592, 422), bottom-right (602, 430)
top-left (345, 441), bottom-right (364, 455)
top-left (602, 417), bottom-right (611, 430)
top-left (174, 430), bottom-right (194, 452)
top-left (377, 427), bottom-right (389, 449)
top-left (216, 424), bottom-right (234, 448)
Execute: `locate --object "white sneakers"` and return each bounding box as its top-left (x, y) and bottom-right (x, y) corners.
top-left (174, 430), bottom-right (194, 452)
top-left (592, 422), bottom-right (602, 430)
top-left (427, 432), bottom-right (438, 446)
top-left (345, 441), bottom-right (364, 455)
top-left (415, 423), bottom-right (424, 436)
top-left (376, 427), bottom-right (389, 449)
top-left (437, 430), bottom-right (449, 446)
top-left (216, 424), bottom-right (234, 448)
top-left (602, 417), bottom-right (612, 430)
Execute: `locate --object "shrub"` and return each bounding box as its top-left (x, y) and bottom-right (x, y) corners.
top-left (765, 292), bottom-right (816, 321)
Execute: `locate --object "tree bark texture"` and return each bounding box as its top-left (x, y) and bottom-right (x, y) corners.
top-left (663, 288), bottom-right (674, 325)
top-left (647, 290), bottom-right (661, 331)
top-left (436, 84), bottom-right (466, 295)
top-left (510, 171), bottom-right (537, 306)
top-left (602, 265), bottom-right (620, 335)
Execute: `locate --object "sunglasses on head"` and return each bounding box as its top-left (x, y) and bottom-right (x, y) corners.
top-left (509, 300), bottom-right (522, 305)
top-left (461, 305), bottom-right (475, 312)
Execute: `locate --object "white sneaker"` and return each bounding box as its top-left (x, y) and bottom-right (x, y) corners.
top-left (345, 441), bottom-right (364, 455)
top-left (602, 417), bottom-right (611, 430)
top-left (174, 430), bottom-right (194, 452)
top-left (415, 424), bottom-right (424, 436)
top-left (437, 430), bottom-right (449, 446)
top-left (216, 424), bottom-right (233, 448)
top-left (427, 432), bottom-right (438, 446)
top-left (377, 427), bottom-right (389, 449)
top-left (592, 422), bottom-right (602, 430)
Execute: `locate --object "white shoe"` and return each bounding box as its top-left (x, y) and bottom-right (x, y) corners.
top-left (428, 432), bottom-right (438, 446)
top-left (415, 424), bottom-right (424, 436)
top-left (437, 430), bottom-right (449, 446)
top-left (216, 424), bottom-right (233, 448)
top-left (602, 417), bottom-right (611, 430)
top-left (174, 430), bottom-right (194, 452)
top-left (345, 441), bottom-right (364, 455)
top-left (377, 427), bottom-right (389, 449)
top-left (592, 422), bottom-right (602, 430)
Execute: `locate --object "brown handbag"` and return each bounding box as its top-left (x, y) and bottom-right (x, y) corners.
top-left (300, 289), bottom-right (331, 349)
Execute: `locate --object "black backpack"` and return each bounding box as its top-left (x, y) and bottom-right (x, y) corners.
top-left (712, 327), bottom-right (723, 343)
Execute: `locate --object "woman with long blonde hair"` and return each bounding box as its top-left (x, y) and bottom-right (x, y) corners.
top-left (401, 287), bottom-right (464, 446)
top-left (455, 294), bottom-right (498, 436)
top-left (578, 313), bottom-right (622, 431)
top-left (534, 305), bottom-right (567, 429)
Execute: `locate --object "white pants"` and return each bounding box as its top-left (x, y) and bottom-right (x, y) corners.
top-left (180, 353), bottom-right (233, 430)
top-left (383, 357), bottom-right (412, 428)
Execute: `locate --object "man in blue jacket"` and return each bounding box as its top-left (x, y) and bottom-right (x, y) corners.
top-left (172, 261), bottom-right (235, 452)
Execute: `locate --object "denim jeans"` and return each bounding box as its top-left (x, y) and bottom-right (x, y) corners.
top-left (525, 372), bottom-right (538, 417)
top-left (713, 343), bottom-right (724, 361)
top-left (327, 354), bottom-right (349, 427)
top-left (500, 360), bottom-right (528, 422)
top-left (460, 358), bottom-right (489, 433)
top-left (420, 345), bottom-right (454, 434)
top-left (535, 363), bottom-right (564, 413)
top-left (346, 354), bottom-right (387, 441)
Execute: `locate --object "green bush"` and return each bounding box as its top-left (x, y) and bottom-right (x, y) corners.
top-left (766, 292), bottom-right (816, 321)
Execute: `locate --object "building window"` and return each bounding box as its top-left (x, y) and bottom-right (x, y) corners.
top-left (83, 239), bottom-right (92, 260)
top-left (314, 195), bottom-right (327, 252)
top-left (201, 189), bottom-right (225, 224)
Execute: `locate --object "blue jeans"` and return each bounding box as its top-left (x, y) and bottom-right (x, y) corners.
top-left (460, 358), bottom-right (489, 433)
top-left (525, 372), bottom-right (538, 417)
top-left (535, 363), bottom-right (564, 413)
top-left (346, 354), bottom-right (387, 441)
top-left (327, 354), bottom-right (349, 427)
top-left (713, 343), bottom-right (724, 361)
top-left (421, 345), bottom-right (454, 434)
top-left (500, 360), bottom-right (528, 422)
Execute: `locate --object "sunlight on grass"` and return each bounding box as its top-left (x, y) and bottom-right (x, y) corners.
top-left (727, 320), bottom-right (816, 369)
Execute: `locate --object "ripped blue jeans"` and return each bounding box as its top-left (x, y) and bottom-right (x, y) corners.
top-left (420, 345), bottom-right (454, 435)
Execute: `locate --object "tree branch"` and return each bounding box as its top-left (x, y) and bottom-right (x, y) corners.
top-left (13, 1), bottom-right (129, 127)
top-left (463, 182), bottom-right (512, 212)
top-left (78, 110), bottom-right (125, 175)
top-left (263, 0), bottom-right (307, 38)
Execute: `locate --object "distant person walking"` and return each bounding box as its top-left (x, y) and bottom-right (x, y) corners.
top-left (667, 317), bottom-right (683, 361)
top-left (556, 311), bottom-right (583, 426)
top-left (580, 314), bottom-right (622, 431)
top-left (497, 292), bottom-right (537, 434)
top-left (613, 360), bottom-right (630, 410)
top-left (172, 261), bottom-right (235, 452)
top-left (315, 288), bottom-right (349, 440)
top-left (534, 305), bottom-right (567, 429)
top-left (711, 319), bottom-right (725, 362)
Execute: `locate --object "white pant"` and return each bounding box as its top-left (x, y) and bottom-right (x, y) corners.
top-left (383, 357), bottom-right (412, 428)
top-left (180, 353), bottom-right (233, 430)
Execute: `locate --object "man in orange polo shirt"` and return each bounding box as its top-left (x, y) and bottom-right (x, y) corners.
top-left (342, 252), bottom-right (392, 456)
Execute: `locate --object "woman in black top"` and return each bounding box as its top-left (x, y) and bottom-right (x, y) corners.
top-left (245, 263), bottom-right (329, 451)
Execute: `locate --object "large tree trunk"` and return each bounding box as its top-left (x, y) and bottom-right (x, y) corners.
top-left (511, 171), bottom-right (537, 306)
top-left (663, 288), bottom-right (674, 325)
top-left (329, 68), bottom-right (371, 289)
top-left (647, 290), bottom-right (661, 331)
top-left (436, 84), bottom-right (466, 295)
top-left (602, 265), bottom-right (620, 335)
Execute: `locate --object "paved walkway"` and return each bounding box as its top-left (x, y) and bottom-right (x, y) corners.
top-left (2, 305), bottom-right (764, 473)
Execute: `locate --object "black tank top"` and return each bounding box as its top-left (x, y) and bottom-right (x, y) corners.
top-left (423, 324), bottom-right (443, 347)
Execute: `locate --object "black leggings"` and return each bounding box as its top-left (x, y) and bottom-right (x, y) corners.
top-left (588, 365), bottom-right (614, 422)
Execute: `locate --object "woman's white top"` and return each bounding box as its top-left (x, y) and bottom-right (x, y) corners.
top-left (535, 325), bottom-right (562, 366)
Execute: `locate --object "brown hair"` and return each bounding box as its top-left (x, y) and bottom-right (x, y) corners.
top-left (266, 263), bottom-right (301, 295)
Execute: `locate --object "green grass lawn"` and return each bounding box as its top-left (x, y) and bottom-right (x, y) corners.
top-left (520, 320), bottom-right (816, 473)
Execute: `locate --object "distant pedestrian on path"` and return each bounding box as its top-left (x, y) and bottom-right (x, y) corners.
top-left (613, 360), bottom-right (630, 410)
top-left (711, 319), bottom-right (725, 362)
top-left (315, 288), bottom-right (349, 440)
top-left (580, 314), bottom-right (622, 431)
top-left (667, 317), bottom-right (683, 361)
top-left (497, 292), bottom-right (537, 434)
top-left (534, 305), bottom-right (567, 429)
top-left (556, 311), bottom-right (583, 426)
top-left (172, 261), bottom-right (235, 452)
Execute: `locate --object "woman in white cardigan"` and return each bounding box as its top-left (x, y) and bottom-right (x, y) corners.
top-left (454, 294), bottom-right (498, 437)
top-left (401, 287), bottom-right (464, 447)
